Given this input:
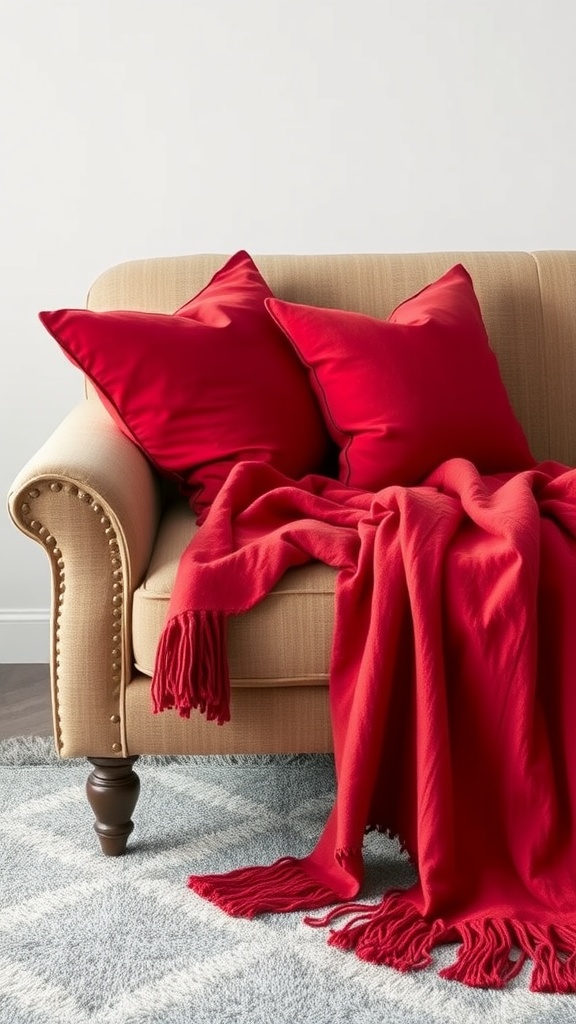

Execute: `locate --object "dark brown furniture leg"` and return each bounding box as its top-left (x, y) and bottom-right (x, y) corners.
top-left (86, 756), bottom-right (140, 856)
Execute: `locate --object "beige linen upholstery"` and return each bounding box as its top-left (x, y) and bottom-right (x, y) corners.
top-left (8, 251), bottom-right (576, 760)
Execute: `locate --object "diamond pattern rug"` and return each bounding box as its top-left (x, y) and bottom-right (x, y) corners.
top-left (0, 737), bottom-right (573, 1023)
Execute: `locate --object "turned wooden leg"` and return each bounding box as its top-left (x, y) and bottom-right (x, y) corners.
top-left (86, 756), bottom-right (140, 856)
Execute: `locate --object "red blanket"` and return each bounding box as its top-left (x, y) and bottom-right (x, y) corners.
top-left (152, 458), bottom-right (576, 993)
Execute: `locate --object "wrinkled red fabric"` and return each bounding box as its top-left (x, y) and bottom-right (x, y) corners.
top-left (152, 458), bottom-right (576, 992)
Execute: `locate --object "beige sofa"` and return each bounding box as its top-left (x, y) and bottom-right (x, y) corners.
top-left (8, 251), bottom-right (576, 854)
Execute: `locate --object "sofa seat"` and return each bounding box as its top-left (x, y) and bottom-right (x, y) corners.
top-left (132, 498), bottom-right (337, 686)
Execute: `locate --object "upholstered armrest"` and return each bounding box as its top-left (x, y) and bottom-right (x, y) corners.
top-left (7, 400), bottom-right (162, 758)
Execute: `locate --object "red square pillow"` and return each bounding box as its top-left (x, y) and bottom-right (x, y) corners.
top-left (40, 251), bottom-right (331, 518)
top-left (266, 265), bottom-right (535, 490)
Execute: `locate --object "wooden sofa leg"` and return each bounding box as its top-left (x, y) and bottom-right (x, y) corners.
top-left (86, 756), bottom-right (140, 856)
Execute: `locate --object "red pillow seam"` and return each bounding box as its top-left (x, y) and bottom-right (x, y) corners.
top-left (43, 325), bottom-right (190, 491)
top-left (386, 263), bottom-right (472, 322)
top-left (266, 301), bottom-right (354, 485)
top-left (173, 250), bottom-right (261, 314)
top-left (308, 364), bottom-right (353, 486)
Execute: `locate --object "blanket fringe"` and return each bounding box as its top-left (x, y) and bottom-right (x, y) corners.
top-left (151, 610), bottom-right (230, 724)
top-left (439, 919), bottom-right (526, 988)
top-left (307, 894), bottom-right (576, 992)
top-left (188, 857), bottom-right (339, 918)
top-left (307, 892), bottom-right (442, 972)
top-left (514, 922), bottom-right (576, 994)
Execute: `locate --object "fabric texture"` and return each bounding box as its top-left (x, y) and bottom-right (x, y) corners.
top-left (152, 457), bottom-right (576, 993)
top-left (266, 265), bottom-right (535, 490)
top-left (39, 251), bottom-right (330, 518)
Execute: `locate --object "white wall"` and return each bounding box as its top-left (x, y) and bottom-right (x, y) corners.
top-left (2, 0), bottom-right (576, 660)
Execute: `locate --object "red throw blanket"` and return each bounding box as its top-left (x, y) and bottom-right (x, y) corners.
top-left (152, 458), bottom-right (576, 993)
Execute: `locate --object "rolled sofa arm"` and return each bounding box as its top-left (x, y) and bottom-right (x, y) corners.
top-left (7, 400), bottom-right (162, 758)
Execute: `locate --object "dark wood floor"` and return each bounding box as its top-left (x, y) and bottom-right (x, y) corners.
top-left (0, 665), bottom-right (52, 740)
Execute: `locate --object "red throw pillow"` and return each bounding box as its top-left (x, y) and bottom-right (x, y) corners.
top-left (266, 265), bottom-right (535, 490)
top-left (40, 251), bottom-right (331, 518)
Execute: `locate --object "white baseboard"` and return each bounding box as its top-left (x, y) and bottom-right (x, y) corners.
top-left (0, 609), bottom-right (50, 662)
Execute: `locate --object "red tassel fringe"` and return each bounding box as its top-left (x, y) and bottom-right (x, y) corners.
top-left (187, 854), bottom-right (576, 991)
top-left (439, 918), bottom-right (526, 988)
top-left (151, 610), bottom-right (230, 724)
top-left (305, 892), bottom-right (576, 993)
top-left (188, 857), bottom-right (339, 918)
top-left (307, 892), bottom-right (442, 972)
top-left (514, 922), bottom-right (576, 994)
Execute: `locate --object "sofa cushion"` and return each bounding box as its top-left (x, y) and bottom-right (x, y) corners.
top-left (266, 264), bottom-right (535, 491)
top-left (40, 251), bottom-right (331, 520)
top-left (132, 501), bottom-right (336, 683)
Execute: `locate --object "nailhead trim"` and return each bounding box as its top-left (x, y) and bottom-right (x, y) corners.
top-left (19, 480), bottom-right (124, 753)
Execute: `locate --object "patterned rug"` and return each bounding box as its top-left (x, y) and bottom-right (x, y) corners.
top-left (0, 736), bottom-right (574, 1024)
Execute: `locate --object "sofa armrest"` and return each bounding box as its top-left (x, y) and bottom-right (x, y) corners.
top-left (7, 401), bottom-right (163, 758)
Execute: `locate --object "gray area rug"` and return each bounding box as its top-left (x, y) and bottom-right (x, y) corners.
top-left (1, 737), bottom-right (574, 1024)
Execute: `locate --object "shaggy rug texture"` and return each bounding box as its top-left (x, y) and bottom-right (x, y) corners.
top-left (0, 736), bottom-right (574, 1024)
